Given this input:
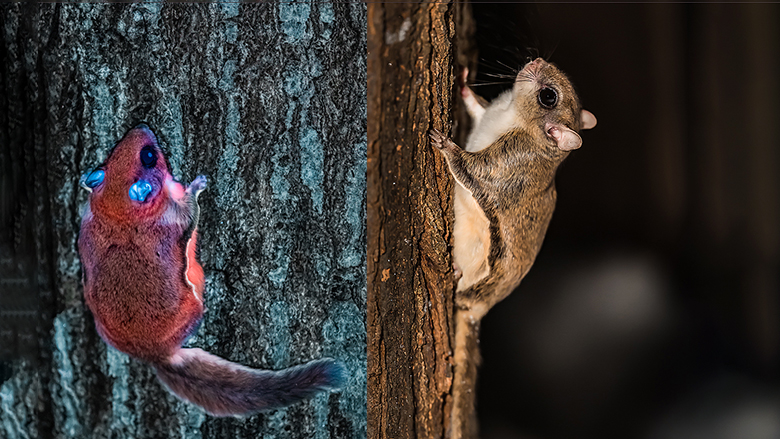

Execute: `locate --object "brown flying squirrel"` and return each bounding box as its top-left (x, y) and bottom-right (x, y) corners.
top-left (78, 124), bottom-right (345, 416)
top-left (429, 58), bottom-right (596, 438)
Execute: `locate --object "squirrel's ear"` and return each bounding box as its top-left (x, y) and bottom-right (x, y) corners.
top-left (81, 169), bottom-right (105, 192)
top-left (581, 110), bottom-right (597, 130)
top-left (129, 180), bottom-right (153, 202)
top-left (546, 123), bottom-right (582, 151)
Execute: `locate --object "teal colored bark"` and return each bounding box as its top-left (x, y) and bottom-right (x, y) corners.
top-left (0, 3), bottom-right (366, 438)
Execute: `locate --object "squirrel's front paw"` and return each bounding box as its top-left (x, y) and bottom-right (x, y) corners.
top-left (429, 129), bottom-right (447, 150)
top-left (429, 129), bottom-right (460, 156)
top-left (188, 175), bottom-right (208, 195)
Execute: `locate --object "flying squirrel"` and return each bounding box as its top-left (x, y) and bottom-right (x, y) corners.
top-left (78, 124), bottom-right (345, 416)
top-left (429, 58), bottom-right (597, 438)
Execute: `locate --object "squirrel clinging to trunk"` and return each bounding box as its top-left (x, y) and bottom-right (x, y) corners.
top-left (430, 58), bottom-right (596, 438)
top-left (78, 124), bottom-right (345, 416)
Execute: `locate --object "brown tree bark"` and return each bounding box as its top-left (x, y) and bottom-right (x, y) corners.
top-left (367, 2), bottom-right (476, 438)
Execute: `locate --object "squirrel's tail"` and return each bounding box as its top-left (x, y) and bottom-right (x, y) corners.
top-left (154, 348), bottom-right (346, 416)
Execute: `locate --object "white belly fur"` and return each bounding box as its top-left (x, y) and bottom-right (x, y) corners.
top-left (453, 183), bottom-right (490, 292)
top-left (465, 89), bottom-right (520, 153)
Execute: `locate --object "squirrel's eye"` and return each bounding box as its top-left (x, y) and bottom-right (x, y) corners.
top-left (538, 87), bottom-right (558, 109)
top-left (140, 145), bottom-right (157, 168)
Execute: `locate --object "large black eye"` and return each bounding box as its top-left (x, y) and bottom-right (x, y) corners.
top-left (538, 87), bottom-right (558, 109)
top-left (140, 145), bottom-right (157, 168)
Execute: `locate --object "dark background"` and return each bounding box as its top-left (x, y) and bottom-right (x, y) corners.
top-left (471, 3), bottom-right (780, 439)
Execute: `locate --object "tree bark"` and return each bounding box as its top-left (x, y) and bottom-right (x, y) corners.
top-left (0, 3), bottom-right (366, 438)
top-left (367, 2), bottom-right (475, 438)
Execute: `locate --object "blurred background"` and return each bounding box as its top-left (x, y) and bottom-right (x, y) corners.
top-left (469, 3), bottom-right (780, 439)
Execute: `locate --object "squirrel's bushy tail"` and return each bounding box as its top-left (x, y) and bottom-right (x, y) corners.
top-left (154, 348), bottom-right (346, 416)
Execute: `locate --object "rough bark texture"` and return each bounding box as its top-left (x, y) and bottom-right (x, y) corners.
top-left (0, 3), bottom-right (366, 438)
top-left (367, 3), bottom-right (475, 438)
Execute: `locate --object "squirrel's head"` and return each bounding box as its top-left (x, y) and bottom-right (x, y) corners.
top-left (512, 58), bottom-right (596, 155)
top-left (82, 124), bottom-right (172, 222)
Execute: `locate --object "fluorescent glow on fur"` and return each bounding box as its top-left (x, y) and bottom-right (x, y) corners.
top-left (78, 125), bottom-right (344, 416)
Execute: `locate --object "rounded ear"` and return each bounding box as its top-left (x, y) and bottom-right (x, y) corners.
top-left (546, 124), bottom-right (582, 151)
top-left (581, 109), bottom-right (597, 130)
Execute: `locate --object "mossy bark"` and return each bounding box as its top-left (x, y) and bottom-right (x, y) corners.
top-left (0, 3), bottom-right (366, 438)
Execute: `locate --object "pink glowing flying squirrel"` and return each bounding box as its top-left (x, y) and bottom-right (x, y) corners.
top-left (78, 124), bottom-right (345, 416)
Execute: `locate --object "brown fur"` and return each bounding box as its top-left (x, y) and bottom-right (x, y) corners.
top-left (431, 127), bottom-right (561, 311)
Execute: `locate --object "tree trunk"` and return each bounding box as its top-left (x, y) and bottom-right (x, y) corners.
top-left (0, 3), bottom-right (366, 438)
top-left (367, 2), bottom-right (476, 438)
